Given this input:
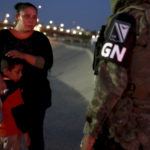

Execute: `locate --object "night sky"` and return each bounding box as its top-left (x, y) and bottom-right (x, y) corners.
top-left (1, 0), bottom-right (111, 31)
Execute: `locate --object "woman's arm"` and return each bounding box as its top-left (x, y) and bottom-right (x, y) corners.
top-left (5, 50), bottom-right (45, 69)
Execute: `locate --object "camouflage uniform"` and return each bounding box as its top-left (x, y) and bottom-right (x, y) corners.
top-left (83, 0), bottom-right (150, 150)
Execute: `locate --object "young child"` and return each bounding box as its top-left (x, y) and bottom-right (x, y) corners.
top-left (0, 57), bottom-right (30, 150)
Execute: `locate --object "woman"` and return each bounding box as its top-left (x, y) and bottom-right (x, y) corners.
top-left (0, 2), bottom-right (53, 150)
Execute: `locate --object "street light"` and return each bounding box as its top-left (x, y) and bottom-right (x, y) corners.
top-left (3, 19), bottom-right (8, 24)
top-left (72, 30), bottom-right (77, 35)
top-left (53, 26), bottom-right (57, 30)
top-left (60, 23), bottom-right (64, 28)
top-left (46, 25), bottom-right (50, 29)
top-left (5, 13), bottom-right (10, 18)
top-left (49, 20), bottom-right (53, 24)
top-left (66, 29), bottom-right (70, 33)
top-left (79, 31), bottom-right (82, 35)
top-left (76, 26), bottom-right (80, 30)
top-left (38, 5), bottom-right (42, 9)
top-left (3, 27), bottom-right (8, 29)
top-left (60, 28), bottom-right (64, 32)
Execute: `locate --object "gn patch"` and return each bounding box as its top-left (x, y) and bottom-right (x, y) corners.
top-left (100, 13), bottom-right (136, 68)
top-left (101, 42), bottom-right (127, 62)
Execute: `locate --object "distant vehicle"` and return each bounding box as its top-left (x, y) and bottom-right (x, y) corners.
top-left (91, 35), bottom-right (98, 45)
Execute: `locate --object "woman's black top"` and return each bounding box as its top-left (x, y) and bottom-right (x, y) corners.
top-left (0, 29), bottom-right (53, 110)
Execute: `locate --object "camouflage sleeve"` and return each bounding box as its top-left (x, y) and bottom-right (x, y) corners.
top-left (83, 12), bottom-right (136, 138)
top-left (83, 60), bottom-right (128, 137)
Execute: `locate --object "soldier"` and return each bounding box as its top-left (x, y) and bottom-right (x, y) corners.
top-left (80, 0), bottom-right (150, 150)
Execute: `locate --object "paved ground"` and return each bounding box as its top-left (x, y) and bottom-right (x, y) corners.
top-left (44, 78), bottom-right (88, 150)
top-left (21, 43), bottom-right (95, 150)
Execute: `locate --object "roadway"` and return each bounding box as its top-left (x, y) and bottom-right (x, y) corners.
top-left (22, 43), bottom-right (95, 150)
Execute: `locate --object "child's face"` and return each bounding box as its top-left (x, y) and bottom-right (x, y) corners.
top-left (6, 64), bottom-right (23, 82)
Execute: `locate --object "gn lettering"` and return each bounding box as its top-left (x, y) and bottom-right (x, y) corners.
top-left (101, 42), bottom-right (127, 62)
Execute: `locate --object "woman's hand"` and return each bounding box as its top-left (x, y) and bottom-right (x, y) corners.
top-left (6, 50), bottom-right (45, 69)
top-left (5, 50), bottom-right (25, 59)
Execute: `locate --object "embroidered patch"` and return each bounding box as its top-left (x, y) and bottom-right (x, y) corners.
top-left (109, 20), bottom-right (131, 43)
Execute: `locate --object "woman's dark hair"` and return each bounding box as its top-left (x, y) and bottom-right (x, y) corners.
top-left (14, 2), bottom-right (38, 14)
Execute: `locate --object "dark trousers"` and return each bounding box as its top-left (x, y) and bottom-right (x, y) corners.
top-left (28, 109), bottom-right (46, 150)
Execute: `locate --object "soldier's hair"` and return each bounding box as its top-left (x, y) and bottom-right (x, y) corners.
top-left (0, 57), bottom-right (24, 73)
top-left (14, 2), bottom-right (37, 15)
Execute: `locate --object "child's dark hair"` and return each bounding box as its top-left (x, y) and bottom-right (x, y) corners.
top-left (0, 57), bottom-right (24, 73)
top-left (14, 2), bottom-right (37, 15)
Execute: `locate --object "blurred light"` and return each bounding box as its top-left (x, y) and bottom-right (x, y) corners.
top-left (76, 26), bottom-right (80, 30)
top-left (46, 25), bottom-right (50, 29)
top-left (34, 24), bottom-right (42, 31)
top-left (38, 24), bottom-right (42, 28)
top-left (92, 35), bottom-right (96, 39)
top-left (37, 18), bottom-right (40, 22)
top-left (53, 26), bottom-right (57, 30)
top-left (4, 19), bottom-right (8, 24)
top-left (79, 31), bottom-right (82, 35)
top-left (60, 23), bottom-right (64, 28)
top-left (72, 30), bottom-right (77, 34)
top-left (43, 32), bottom-right (47, 35)
top-left (91, 35), bottom-right (98, 45)
top-left (38, 5), bottom-right (42, 9)
top-left (49, 20), bottom-right (53, 24)
top-left (60, 28), bottom-right (64, 32)
top-left (66, 29), bottom-right (70, 33)
top-left (34, 26), bottom-right (41, 31)
top-left (3, 27), bottom-right (8, 29)
top-left (5, 13), bottom-right (10, 18)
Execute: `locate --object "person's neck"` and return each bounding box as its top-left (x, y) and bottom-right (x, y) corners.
top-left (14, 25), bottom-right (32, 33)
top-left (11, 26), bottom-right (34, 39)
